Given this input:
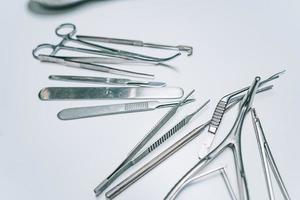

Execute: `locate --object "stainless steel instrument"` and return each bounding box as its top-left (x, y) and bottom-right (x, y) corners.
top-left (39, 87), bottom-right (184, 100)
top-left (32, 23), bottom-right (182, 63)
top-left (57, 99), bottom-right (195, 120)
top-left (197, 70), bottom-right (285, 159)
top-left (47, 56), bottom-right (161, 65)
top-left (94, 91), bottom-right (195, 196)
top-left (104, 82), bottom-right (274, 200)
top-left (37, 54), bottom-right (154, 79)
top-left (164, 72), bottom-right (286, 200)
top-left (173, 167), bottom-right (237, 200)
top-left (76, 35), bottom-right (193, 56)
top-left (251, 108), bottom-right (291, 200)
top-left (165, 76), bottom-right (276, 200)
top-left (32, 23), bottom-right (193, 78)
top-left (49, 75), bottom-right (166, 87)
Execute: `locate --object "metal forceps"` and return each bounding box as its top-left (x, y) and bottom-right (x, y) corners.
top-left (94, 90), bottom-right (195, 196)
top-left (198, 71), bottom-right (285, 160)
top-left (251, 108), bottom-right (291, 200)
top-left (32, 23), bottom-right (181, 63)
top-left (104, 81), bottom-right (275, 200)
top-left (165, 72), bottom-right (284, 200)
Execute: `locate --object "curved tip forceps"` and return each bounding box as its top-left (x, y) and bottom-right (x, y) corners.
top-left (164, 71), bottom-right (285, 200)
top-left (32, 23), bottom-right (192, 78)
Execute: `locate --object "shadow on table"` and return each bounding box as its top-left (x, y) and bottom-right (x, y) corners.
top-left (27, 0), bottom-right (114, 15)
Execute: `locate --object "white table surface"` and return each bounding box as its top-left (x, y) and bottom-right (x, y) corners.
top-left (1, 0), bottom-right (299, 199)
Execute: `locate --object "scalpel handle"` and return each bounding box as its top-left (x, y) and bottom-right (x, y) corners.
top-left (58, 101), bottom-right (156, 120)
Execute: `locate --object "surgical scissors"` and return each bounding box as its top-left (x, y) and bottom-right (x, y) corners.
top-left (32, 23), bottom-right (181, 63)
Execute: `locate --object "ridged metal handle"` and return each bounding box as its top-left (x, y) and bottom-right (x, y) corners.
top-left (124, 102), bottom-right (149, 111)
top-left (147, 119), bottom-right (187, 153)
top-left (209, 100), bottom-right (227, 133)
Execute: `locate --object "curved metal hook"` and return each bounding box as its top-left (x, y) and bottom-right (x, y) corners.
top-left (32, 43), bottom-right (56, 59)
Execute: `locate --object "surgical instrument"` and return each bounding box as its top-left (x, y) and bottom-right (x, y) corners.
top-left (94, 90), bottom-right (194, 196)
top-left (49, 75), bottom-right (166, 87)
top-left (46, 56), bottom-right (161, 65)
top-left (198, 70), bottom-right (285, 160)
top-left (251, 108), bottom-right (291, 200)
top-left (76, 35), bottom-right (193, 56)
top-left (174, 167), bottom-right (237, 200)
top-left (57, 99), bottom-right (195, 120)
top-left (165, 77), bottom-right (261, 200)
top-left (39, 87), bottom-right (184, 100)
top-left (32, 23), bottom-right (181, 63)
top-left (105, 83), bottom-right (273, 200)
top-left (37, 54), bottom-right (154, 79)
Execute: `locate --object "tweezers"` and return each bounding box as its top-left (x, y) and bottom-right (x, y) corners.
top-left (104, 84), bottom-right (274, 199)
top-left (94, 90), bottom-right (196, 196)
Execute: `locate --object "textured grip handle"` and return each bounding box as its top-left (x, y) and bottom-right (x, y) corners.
top-left (147, 119), bottom-right (187, 153)
top-left (125, 102), bottom-right (149, 111)
top-left (209, 100), bottom-right (227, 133)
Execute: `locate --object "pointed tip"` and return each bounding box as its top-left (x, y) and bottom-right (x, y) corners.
top-left (279, 69), bottom-right (286, 75)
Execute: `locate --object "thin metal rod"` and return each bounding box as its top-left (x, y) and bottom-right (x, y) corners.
top-left (221, 168), bottom-right (238, 200)
top-left (76, 35), bottom-right (193, 56)
top-left (177, 167), bottom-right (238, 200)
top-left (251, 108), bottom-right (291, 200)
top-left (49, 75), bottom-right (166, 87)
top-left (251, 109), bottom-right (275, 200)
top-left (37, 54), bottom-right (154, 79)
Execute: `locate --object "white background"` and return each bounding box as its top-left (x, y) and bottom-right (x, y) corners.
top-left (0, 0), bottom-right (299, 199)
